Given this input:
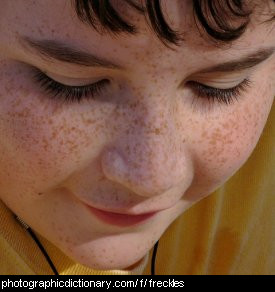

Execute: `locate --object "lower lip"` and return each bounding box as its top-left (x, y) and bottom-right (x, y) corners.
top-left (86, 205), bottom-right (158, 227)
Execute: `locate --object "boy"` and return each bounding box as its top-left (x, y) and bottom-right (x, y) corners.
top-left (0, 0), bottom-right (274, 274)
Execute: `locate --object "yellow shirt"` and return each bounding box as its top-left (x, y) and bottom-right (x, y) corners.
top-left (1, 102), bottom-right (274, 275)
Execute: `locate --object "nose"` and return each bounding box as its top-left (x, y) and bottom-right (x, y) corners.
top-left (101, 100), bottom-right (193, 198)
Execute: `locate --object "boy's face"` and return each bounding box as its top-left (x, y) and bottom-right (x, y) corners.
top-left (0, 0), bottom-right (274, 270)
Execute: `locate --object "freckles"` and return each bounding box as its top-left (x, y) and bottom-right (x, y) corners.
top-left (242, 101), bottom-right (267, 145)
top-left (199, 96), bottom-right (270, 176)
top-left (201, 125), bottom-right (235, 163)
top-left (196, 119), bottom-right (240, 177)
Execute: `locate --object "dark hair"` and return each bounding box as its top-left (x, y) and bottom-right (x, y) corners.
top-left (72, 0), bottom-right (274, 49)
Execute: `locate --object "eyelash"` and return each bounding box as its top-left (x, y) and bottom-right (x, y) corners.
top-left (32, 69), bottom-right (110, 105)
top-left (31, 69), bottom-right (252, 107)
top-left (187, 78), bottom-right (251, 108)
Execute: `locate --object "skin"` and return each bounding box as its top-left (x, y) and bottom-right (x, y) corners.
top-left (0, 0), bottom-right (274, 270)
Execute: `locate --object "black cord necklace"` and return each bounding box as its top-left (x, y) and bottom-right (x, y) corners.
top-left (14, 215), bottom-right (59, 275)
top-left (14, 214), bottom-right (159, 275)
top-left (151, 240), bottom-right (159, 275)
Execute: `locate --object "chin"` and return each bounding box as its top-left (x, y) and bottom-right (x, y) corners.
top-left (62, 244), bottom-right (147, 271)
top-left (72, 254), bottom-right (144, 271)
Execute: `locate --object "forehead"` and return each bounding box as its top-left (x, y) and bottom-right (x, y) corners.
top-left (1, 0), bottom-right (274, 64)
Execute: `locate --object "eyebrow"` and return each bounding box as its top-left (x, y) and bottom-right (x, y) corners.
top-left (19, 36), bottom-right (274, 73)
top-left (19, 36), bottom-right (124, 70)
top-left (198, 47), bottom-right (275, 73)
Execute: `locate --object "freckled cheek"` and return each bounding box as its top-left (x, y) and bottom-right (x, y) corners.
top-left (0, 107), bottom-right (82, 184)
top-left (0, 74), bottom-right (110, 189)
top-left (198, 104), bottom-right (270, 182)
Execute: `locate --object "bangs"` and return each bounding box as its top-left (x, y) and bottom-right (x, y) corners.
top-left (72, 0), bottom-right (273, 48)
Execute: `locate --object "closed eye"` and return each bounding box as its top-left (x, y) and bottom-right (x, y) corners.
top-left (31, 67), bottom-right (252, 109)
top-left (187, 78), bottom-right (252, 106)
top-left (31, 68), bottom-right (110, 105)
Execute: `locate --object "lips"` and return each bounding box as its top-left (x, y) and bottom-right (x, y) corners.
top-left (86, 204), bottom-right (159, 227)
